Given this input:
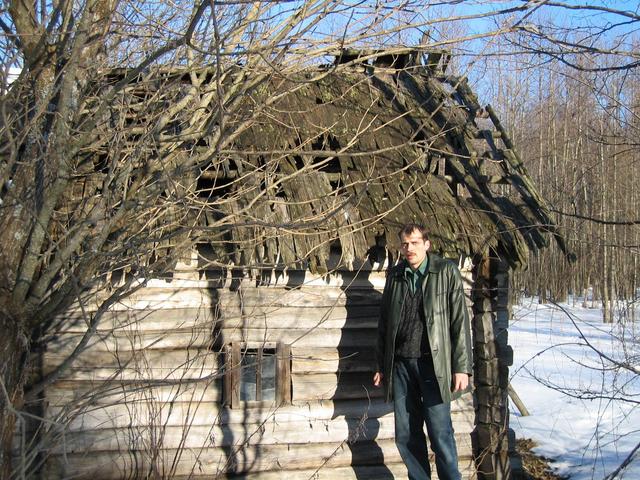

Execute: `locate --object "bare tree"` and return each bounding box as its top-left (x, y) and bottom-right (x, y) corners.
top-left (2, 0), bottom-right (639, 477)
top-left (0, 1), bottom-right (442, 474)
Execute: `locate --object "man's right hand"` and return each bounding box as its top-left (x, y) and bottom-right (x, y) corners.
top-left (373, 372), bottom-right (383, 387)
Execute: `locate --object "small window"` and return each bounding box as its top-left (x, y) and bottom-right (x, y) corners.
top-left (224, 342), bottom-right (291, 408)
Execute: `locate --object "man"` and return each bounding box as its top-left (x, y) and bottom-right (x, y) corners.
top-left (373, 223), bottom-right (472, 480)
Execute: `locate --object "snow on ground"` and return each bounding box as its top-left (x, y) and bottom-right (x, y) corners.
top-left (509, 297), bottom-right (639, 480)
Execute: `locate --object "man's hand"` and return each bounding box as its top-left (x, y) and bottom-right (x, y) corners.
top-left (451, 373), bottom-right (469, 392)
top-left (373, 372), bottom-right (383, 387)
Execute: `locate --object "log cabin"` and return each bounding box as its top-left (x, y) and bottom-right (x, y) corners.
top-left (28, 49), bottom-right (566, 479)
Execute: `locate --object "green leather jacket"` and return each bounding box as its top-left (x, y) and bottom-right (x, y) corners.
top-left (376, 253), bottom-right (472, 403)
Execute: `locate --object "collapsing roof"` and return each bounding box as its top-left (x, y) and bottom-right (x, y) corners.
top-left (192, 49), bottom-right (566, 273)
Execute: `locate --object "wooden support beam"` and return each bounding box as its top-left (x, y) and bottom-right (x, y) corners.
top-left (471, 255), bottom-right (512, 480)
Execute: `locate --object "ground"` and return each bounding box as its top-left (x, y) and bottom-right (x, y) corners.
top-left (516, 438), bottom-right (569, 480)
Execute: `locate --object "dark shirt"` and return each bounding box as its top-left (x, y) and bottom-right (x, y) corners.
top-left (395, 258), bottom-right (430, 358)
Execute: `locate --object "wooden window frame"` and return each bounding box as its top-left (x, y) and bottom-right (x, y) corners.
top-left (224, 341), bottom-right (291, 408)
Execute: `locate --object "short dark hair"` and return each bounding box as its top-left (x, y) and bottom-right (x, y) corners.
top-left (398, 223), bottom-right (429, 241)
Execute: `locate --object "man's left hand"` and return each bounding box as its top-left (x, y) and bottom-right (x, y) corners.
top-left (452, 373), bottom-right (469, 392)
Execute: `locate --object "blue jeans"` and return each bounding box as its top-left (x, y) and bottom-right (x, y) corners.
top-left (393, 357), bottom-right (461, 480)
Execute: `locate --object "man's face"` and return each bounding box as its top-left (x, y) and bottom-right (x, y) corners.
top-left (400, 229), bottom-right (431, 269)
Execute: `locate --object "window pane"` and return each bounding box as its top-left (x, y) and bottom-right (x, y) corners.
top-left (240, 353), bottom-right (257, 401)
top-left (261, 352), bottom-right (276, 401)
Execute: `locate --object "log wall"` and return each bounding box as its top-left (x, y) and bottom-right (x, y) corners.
top-left (39, 259), bottom-right (477, 479)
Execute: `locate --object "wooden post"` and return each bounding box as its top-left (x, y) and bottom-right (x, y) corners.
top-left (471, 254), bottom-right (512, 480)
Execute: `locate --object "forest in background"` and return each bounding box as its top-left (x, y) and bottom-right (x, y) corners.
top-left (463, 29), bottom-right (640, 322)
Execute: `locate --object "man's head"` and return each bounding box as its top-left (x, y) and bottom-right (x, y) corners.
top-left (398, 223), bottom-right (431, 270)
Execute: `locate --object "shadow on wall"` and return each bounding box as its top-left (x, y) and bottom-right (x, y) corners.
top-left (333, 254), bottom-right (395, 479)
top-left (199, 243), bottom-right (396, 478)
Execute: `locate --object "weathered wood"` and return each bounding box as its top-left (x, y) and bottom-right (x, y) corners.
top-left (472, 255), bottom-right (512, 480)
top-left (41, 259), bottom-right (477, 478)
top-left (219, 328), bottom-right (377, 349)
top-left (47, 327), bottom-right (377, 355)
top-left (44, 442), bottom-right (477, 479)
top-left (47, 399), bottom-right (397, 432)
top-left (291, 347), bottom-right (376, 374)
top-left (291, 372), bottom-right (382, 401)
top-left (64, 284), bottom-right (384, 313)
top-left (44, 346), bottom-right (378, 382)
top-left (47, 416), bottom-right (402, 452)
top-left (507, 384), bottom-right (529, 417)
top-left (45, 396), bottom-right (473, 431)
top-left (45, 380), bottom-right (224, 407)
top-left (44, 412), bottom-right (474, 454)
top-left (277, 342), bottom-right (291, 405)
top-left (44, 348), bottom-right (221, 373)
top-left (52, 304), bottom-right (379, 334)
top-left (43, 440), bottom-right (406, 478)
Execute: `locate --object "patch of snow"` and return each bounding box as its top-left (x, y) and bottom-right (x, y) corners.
top-left (509, 298), bottom-right (639, 480)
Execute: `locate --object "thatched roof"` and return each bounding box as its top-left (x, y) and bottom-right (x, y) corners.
top-left (194, 51), bottom-right (565, 272)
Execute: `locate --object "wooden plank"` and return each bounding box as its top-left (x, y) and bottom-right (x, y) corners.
top-left (45, 396), bottom-right (473, 432)
top-left (219, 329), bottom-right (377, 349)
top-left (42, 365), bottom-right (224, 382)
top-left (45, 411), bottom-right (473, 453)
top-left (50, 304), bottom-right (379, 333)
top-left (47, 399), bottom-right (397, 432)
top-left (215, 286), bottom-right (383, 309)
top-left (43, 440), bottom-right (476, 479)
top-left (47, 328), bottom-right (377, 355)
top-left (277, 343), bottom-right (291, 406)
top-left (54, 307), bottom-right (216, 333)
top-left (212, 461), bottom-right (477, 480)
top-left (47, 414), bottom-right (400, 453)
top-left (43, 440), bottom-right (402, 479)
top-left (45, 380), bottom-right (223, 407)
top-left (291, 347), bottom-right (376, 374)
top-left (66, 286), bottom-right (383, 312)
top-left (45, 346), bottom-right (378, 384)
top-left (43, 350), bottom-right (223, 380)
top-left (44, 348), bottom-right (221, 372)
top-left (217, 305), bottom-right (378, 331)
top-left (291, 372), bottom-right (383, 401)
top-left (45, 359), bottom-right (476, 412)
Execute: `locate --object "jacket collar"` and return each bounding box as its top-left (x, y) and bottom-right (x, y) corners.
top-left (426, 252), bottom-right (446, 273)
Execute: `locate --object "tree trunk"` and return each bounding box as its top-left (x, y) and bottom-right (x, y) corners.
top-left (0, 317), bottom-right (28, 478)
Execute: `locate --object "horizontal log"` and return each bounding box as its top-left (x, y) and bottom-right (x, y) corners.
top-left (48, 416), bottom-right (401, 452)
top-left (55, 305), bottom-right (380, 334)
top-left (44, 348), bottom-right (221, 373)
top-left (219, 329), bottom-right (377, 349)
top-left (292, 348), bottom-right (376, 374)
top-left (67, 285), bottom-right (384, 313)
top-left (43, 440), bottom-right (402, 478)
top-left (45, 380), bottom-right (223, 407)
top-left (43, 442), bottom-right (476, 479)
top-left (43, 365), bottom-right (224, 383)
top-left (218, 306), bottom-right (378, 331)
top-left (48, 399), bottom-right (397, 432)
top-left (45, 346), bottom-right (378, 382)
top-left (45, 411), bottom-right (473, 454)
top-left (47, 327), bottom-right (377, 355)
top-left (292, 372), bottom-right (382, 401)
top-left (46, 391), bottom-right (473, 426)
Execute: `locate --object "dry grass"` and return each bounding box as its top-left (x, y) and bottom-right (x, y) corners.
top-left (515, 438), bottom-right (569, 480)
